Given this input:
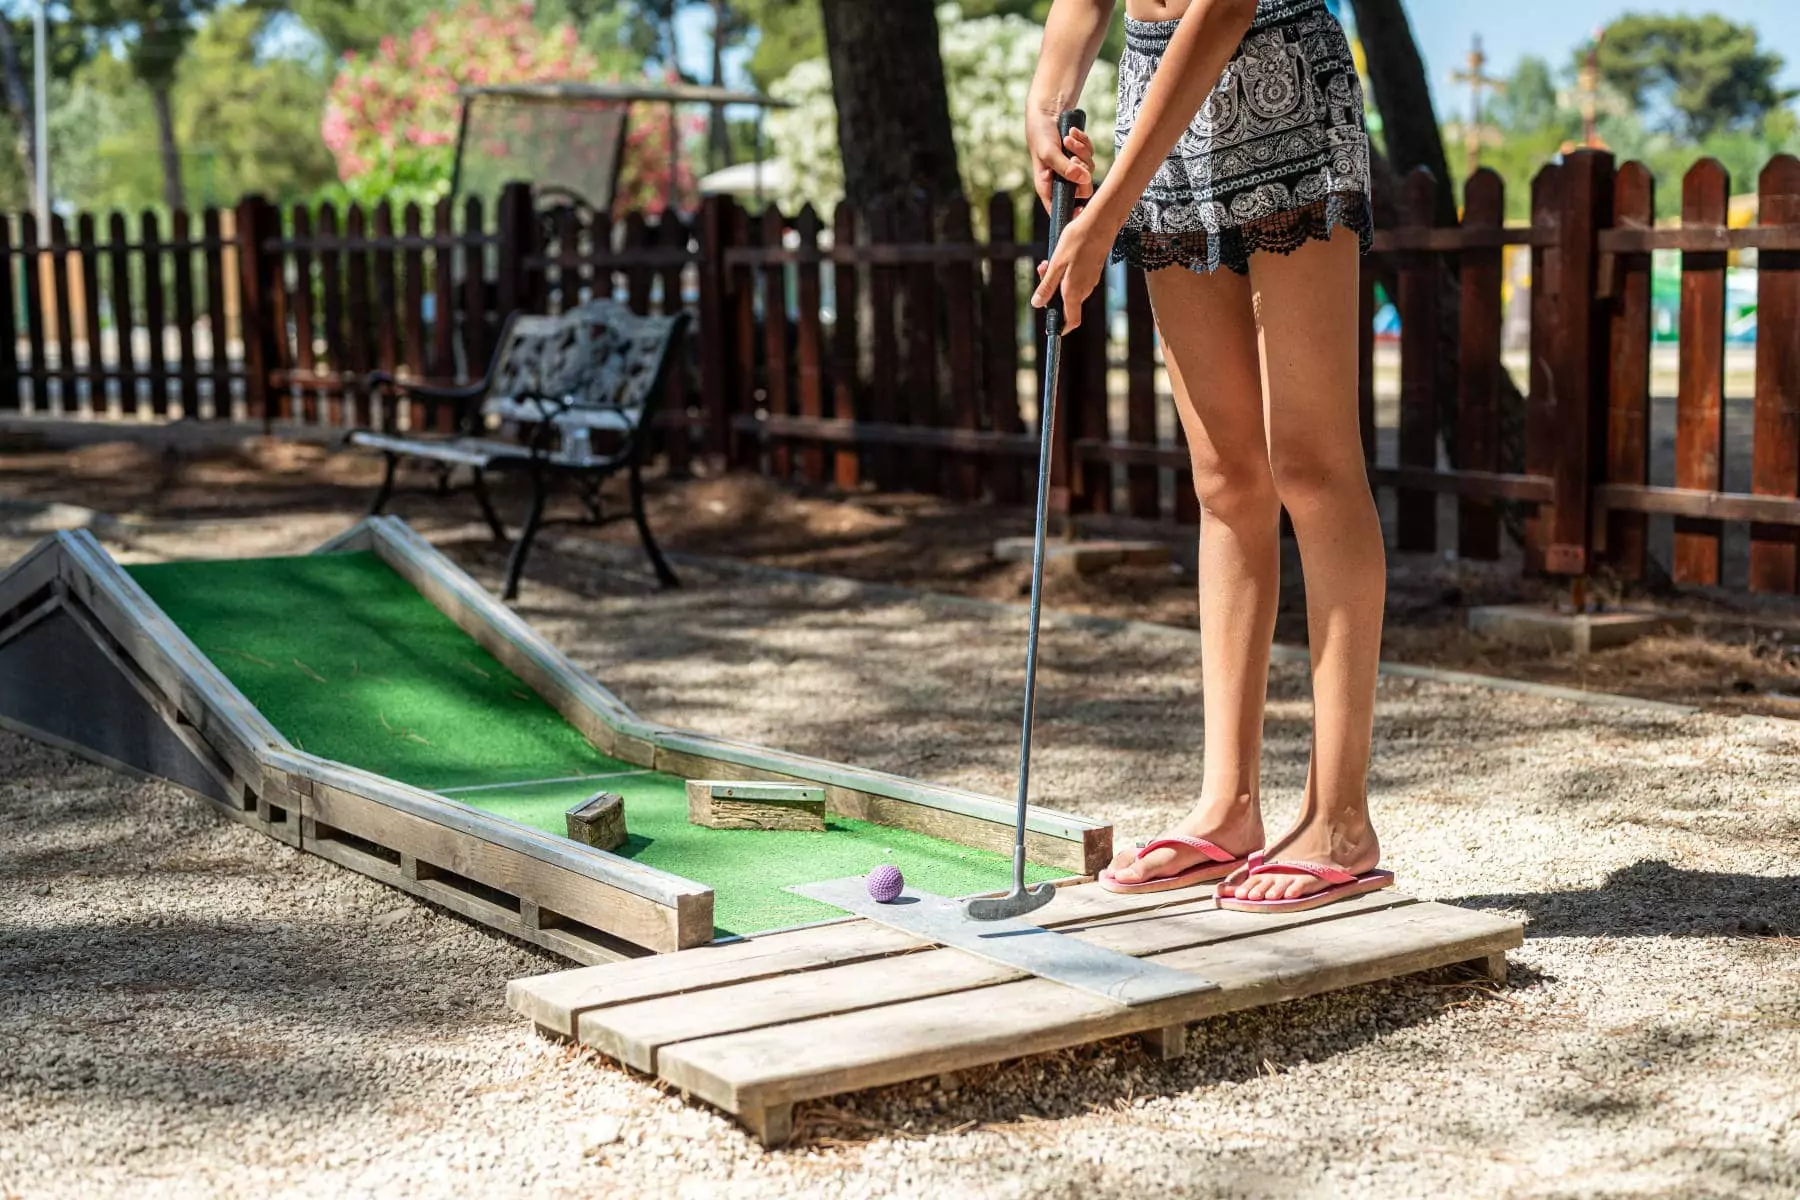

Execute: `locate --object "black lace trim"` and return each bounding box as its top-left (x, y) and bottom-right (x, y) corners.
top-left (1110, 191), bottom-right (1375, 277)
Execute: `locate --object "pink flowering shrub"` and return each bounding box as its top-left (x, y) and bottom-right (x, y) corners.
top-left (321, 0), bottom-right (702, 213)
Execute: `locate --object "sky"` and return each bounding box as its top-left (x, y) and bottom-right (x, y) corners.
top-left (1404, 2), bottom-right (1800, 111)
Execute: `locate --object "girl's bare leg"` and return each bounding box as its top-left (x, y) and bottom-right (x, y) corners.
top-left (1105, 261), bottom-right (1277, 884)
top-left (1228, 227), bottom-right (1386, 901)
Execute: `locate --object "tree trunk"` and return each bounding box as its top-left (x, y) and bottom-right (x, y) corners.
top-left (818, 0), bottom-right (961, 207)
top-left (0, 20), bottom-right (34, 193)
top-left (708, 0), bottom-right (732, 172)
top-left (151, 83), bottom-right (184, 211)
top-left (1349, 0), bottom-right (1456, 227)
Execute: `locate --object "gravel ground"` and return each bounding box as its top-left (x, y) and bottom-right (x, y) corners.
top-left (2, 515), bottom-right (1797, 1200)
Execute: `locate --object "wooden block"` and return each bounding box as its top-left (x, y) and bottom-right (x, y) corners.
top-left (566, 791), bottom-right (628, 851)
top-left (687, 781), bottom-right (826, 831)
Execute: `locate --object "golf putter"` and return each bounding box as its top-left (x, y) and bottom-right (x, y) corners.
top-left (966, 108), bottom-right (1086, 924)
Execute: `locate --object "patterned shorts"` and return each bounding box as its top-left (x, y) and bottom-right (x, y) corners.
top-left (1110, 0), bottom-right (1374, 276)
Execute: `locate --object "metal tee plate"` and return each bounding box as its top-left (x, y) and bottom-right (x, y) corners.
top-left (790, 877), bottom-right (1218, 1007)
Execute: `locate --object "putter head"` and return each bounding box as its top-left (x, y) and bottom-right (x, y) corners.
top-left (962, 880), bottom-right (1057, 922)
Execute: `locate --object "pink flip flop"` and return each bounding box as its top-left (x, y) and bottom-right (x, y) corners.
top-left (1213, 852), bottom-right (1395, 913)
top-left (1098, 835), bottom-right (1250, 895)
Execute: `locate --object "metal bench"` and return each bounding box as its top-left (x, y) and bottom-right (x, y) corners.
top-left (350, 299), bottom-right (688, 600)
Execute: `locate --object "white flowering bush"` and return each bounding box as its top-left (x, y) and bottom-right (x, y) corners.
top-left (768, 4), bottom-right (1116, 220)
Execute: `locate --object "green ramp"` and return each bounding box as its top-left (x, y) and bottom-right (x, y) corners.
top-left (128, 552), bottom-right (1057, 935)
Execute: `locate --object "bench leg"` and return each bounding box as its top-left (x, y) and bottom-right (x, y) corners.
top-left (503, 468), bottom-right (549, 601)
top-left (370, 453), bottom-right (400, 515)
top-left (469, 469), bottom-right (508, 543)
top-left (630, 461), bottom-right (679, 589)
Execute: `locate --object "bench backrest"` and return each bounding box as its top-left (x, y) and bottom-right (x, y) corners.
top-left (484, 299), bottom-right (686, 435)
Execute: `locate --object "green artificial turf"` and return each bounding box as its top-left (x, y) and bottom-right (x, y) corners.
top-left (127, 552), bottom-right (1056, 934)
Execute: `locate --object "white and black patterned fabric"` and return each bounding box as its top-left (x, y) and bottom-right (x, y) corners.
top-left (1111, 0), bottom-right (1373, 276)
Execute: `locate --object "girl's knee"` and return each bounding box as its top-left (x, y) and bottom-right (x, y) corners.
top-left (1268, 447), bottom-right (1369, 516)
top-left (1193, 460), bottom-right (1280, 524)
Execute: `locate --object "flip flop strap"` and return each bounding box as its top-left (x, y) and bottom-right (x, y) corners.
top-left (1137, 835), bottom-right (1237, 865)
top-left (1244, 857), bottom-right (1360, 886)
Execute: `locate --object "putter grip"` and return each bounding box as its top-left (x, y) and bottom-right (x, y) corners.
top-left (1045, 108), bottom-right (1087, 331)
top-left (1047, 108), bottom-right (1087, 257)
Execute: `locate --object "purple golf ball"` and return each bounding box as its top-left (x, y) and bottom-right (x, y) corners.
top-left (866, 864), bottom-right (905, 903)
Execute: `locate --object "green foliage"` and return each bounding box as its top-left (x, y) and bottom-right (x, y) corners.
top-left (283, 0), bottom-right (444, 59)
top-left (46, 6), bottom-right (335, 211)
top-left (1594, 13), bottom-right (1795, 141)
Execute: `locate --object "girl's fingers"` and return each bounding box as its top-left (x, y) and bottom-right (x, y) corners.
top-left (1031, 257), bottom-right (1066, 308)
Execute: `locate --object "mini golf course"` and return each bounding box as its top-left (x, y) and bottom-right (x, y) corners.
top-left (126, 551), bottom-right (1059, 936)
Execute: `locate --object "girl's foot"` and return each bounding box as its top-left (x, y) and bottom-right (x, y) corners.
top-left (1101, 797), bottom-right (1263, 889)
top-left (1217, 813), bottom-right (1380, 904)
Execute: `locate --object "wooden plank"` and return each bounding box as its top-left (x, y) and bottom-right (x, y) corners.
top-left (1674, 158), bottom-right (1730, 586)
top-left (656, 902), bottom-right (1521, 1123)
top-left (698, 196), bottom-right (734, 466)
top-left (235, 198), bottom-right (277, 426)
top-left (509, 879), bottom-right (1219, 1036)
top-left (687, 780), bottom-right (826, 831)
top-left (1593, 482), bottom-right (1800, 526)
top-left (1604, 161), bottom-right (1655, 580)
top-left (202, 208), bottom-right (230, 419)
top-left (1395, 168), bottom-right (1439, 553)
top-left (791, 204), bottom-right (827, 486)
top-left (463, 196), bottom-right (490, 386)
top-left (0, 218), bottom-right (17, 412)
top-left (54, 530), bottom-right (282, 789)
top-left (1751, 154), bottom-right (1800, 593)
top-left (401, 203), bottom-right (426, 413)
top-left (729, 201), bottom-right (758, 467)
top-left (1124, 264), bottom-right (1158, 518)
top-left (303, 818), bottom-right (639, 967)
top-left (760, 206), bottom-right (793, 480)
top-left (431, 198), bottom-right (456, 395)
top-left (867, 201), bottom-right (900, 488)
top-left (829, 201), bottom-right (861, 491)
top-left (49, 216), bottom-right (75, 416)
top-left (581, 891), bottom-right (1418, 1072)
top-left (1456, 169), bottom-right (1504, 560)
top-left (899, 194), bottom-right (940, 494)
top-left (141, 210), bottom-right (169, 418)
top-left (1524, 164), bottom-right (1564, 572)
top-left (658, 212), bottom-right (692, 477)
top-left (345, 204), bottom-right (373, 428)
top-left (942, 196), bottom-right (980, 500)
top-left (624, 212), bottom-right (653, 314)
top-left (648, 734), bottom-right (1094, 852)
top-left (306, 779), bottom-right (698, 952)
top-left (371, 202), bottom-right (400, 422)
top-left (1545, 149), bottom-right (1615, 575)
top-left (317, 203), bottom-right (346, 425)
top-left (170, 209), bottom-right (200, 418)
top-left (985, 194), bottom-right (1022, 504)
top-left (19, 214), bottom-right (46, 414)
top-left (289, 206), bottom-right (319, 425)
top-left (76, 215), bottom-right (103, 416)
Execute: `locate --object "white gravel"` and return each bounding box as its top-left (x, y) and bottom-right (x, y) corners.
top-left (1, 518), bottom-right (1796, 1200)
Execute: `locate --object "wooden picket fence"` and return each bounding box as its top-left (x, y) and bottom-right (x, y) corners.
top-left (3, 152), bottom-right (1799, 594)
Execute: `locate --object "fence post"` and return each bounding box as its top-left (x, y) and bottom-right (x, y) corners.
top-left (495, 181), bottom-right (536, 318)
top-left (696, 193), bottom-right (733, 468)
top-left (1543, 149), bottom-right (1614, 578)
top-left (235, 194), bottom-right (280, 429)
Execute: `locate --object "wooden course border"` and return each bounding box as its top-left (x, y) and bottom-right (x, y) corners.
top-left (507, 878), bottom-right (1525, 1146)
top-left (0, 519), bottom-right (1112, 959)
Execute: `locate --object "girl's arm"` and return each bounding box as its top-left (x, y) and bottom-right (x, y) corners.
top-left (1031, 0), bottom-right (1259, 327)
top-left (1086, 0), bottom-right (1257, 230)
top-left (1026, 0), bottom-right (1116, 211)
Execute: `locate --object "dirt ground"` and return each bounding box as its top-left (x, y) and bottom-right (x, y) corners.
top-left (2, 432), bottom-right (1798, 717)
top-left (0, 501), bottom-right (1795, 1200)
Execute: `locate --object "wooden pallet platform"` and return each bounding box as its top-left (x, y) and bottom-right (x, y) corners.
top-left (507, 881), bottom-right (1523, 1146)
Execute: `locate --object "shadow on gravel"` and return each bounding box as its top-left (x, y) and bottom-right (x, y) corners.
top-left (1461, 859), bottom-right (1800, 938)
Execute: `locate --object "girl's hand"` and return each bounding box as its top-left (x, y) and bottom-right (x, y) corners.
top-left (1027, 113), bottom-right (1096, 214)
top-left (1031, 201), bottom-right (1116, 334)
